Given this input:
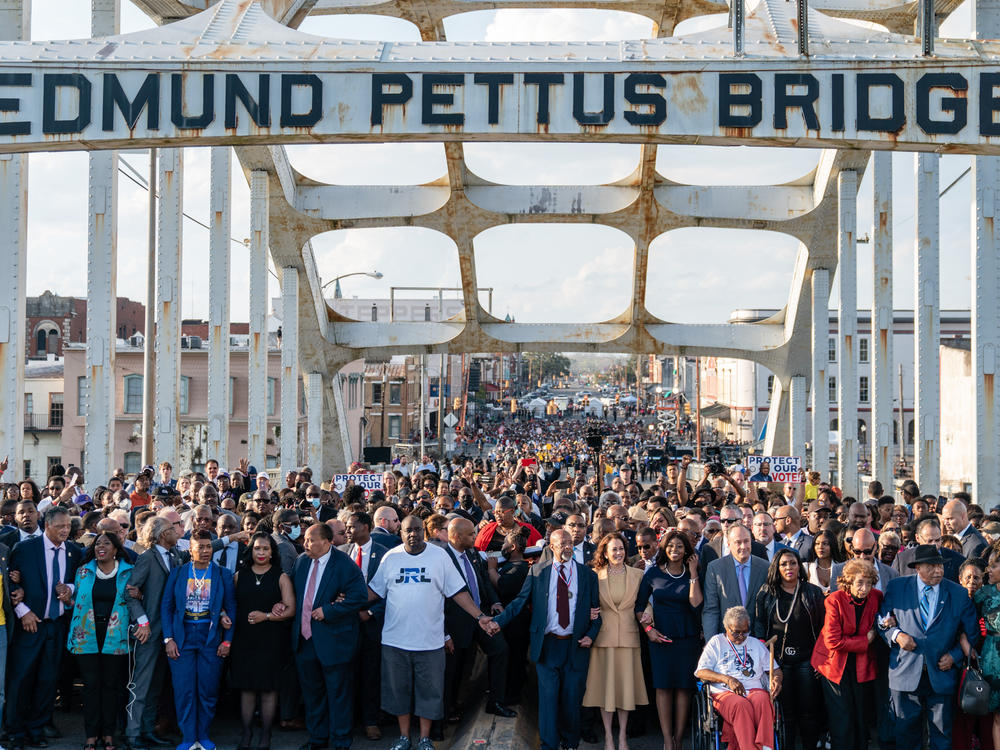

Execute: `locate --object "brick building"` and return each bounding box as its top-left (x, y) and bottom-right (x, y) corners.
top-left (26, 291), bottom-right (145, 359)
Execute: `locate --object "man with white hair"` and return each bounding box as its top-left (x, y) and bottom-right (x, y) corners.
top-left (372, 505), bottom-right (402, 548)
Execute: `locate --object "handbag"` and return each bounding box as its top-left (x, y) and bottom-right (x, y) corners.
top-left (960, 654), bottom-right (992, 716)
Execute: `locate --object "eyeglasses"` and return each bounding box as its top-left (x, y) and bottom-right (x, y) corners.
top-left (637, 544), bottom-right (653, 550)
top-left (854, 548), bottom-right (875, 555)
top-left (721, 518), bottom-right (741, 525)
top-left (119, 523), bottom-right (129, 530)
top-left (727, 629), bottom-right (749, 637)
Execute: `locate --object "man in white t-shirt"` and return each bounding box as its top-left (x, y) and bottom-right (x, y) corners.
top-left (695, 606), bottom-right (782, 750)
top-left (368, 515), bottom-right (497, 750)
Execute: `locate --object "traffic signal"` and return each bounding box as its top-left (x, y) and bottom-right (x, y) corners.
top-left (615, 394), bottom-right (621, 405)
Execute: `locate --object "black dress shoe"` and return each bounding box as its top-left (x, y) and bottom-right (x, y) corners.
top-left (485, 702), bottom-right (517, 719)
top-left (139, 734), bottom-right (172, 747)
top-left (42, 727), bottom-right (61, 739)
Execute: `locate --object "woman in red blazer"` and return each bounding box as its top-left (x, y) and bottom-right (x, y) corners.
top-left (810, 558), bottom-right (883, 750)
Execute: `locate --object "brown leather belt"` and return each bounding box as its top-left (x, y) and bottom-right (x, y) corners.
top-left (548, 634), bottom-right (572, 640)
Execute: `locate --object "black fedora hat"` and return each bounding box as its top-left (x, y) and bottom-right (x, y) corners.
top-left (907, 543), bottom-right (947, 568)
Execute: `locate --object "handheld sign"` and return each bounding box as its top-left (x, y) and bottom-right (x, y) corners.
top-left (332, 473), bottom-right (383, 496)
top-left (745, 455), bottom-right (802, 484)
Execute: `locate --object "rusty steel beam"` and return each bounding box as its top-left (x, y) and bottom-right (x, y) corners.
top-left (207, 146), bottom-right (232, 467)
top-left (248, 169), bottom-right (269, 469)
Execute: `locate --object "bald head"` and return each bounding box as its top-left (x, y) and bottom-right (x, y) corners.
top-left (850, 528), bottom-right (876, 560)
top-left (447, 517), bottom-right (476, 551)
top-left (941, 499), bottom-right (970, 536)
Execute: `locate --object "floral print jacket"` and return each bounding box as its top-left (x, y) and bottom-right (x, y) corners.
top-left (67, 560), bottom-right (134, 655)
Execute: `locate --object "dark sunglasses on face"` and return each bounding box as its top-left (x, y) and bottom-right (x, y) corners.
top-left (854, 548), bottom-right (875, 555)
top-left (637, 544), bottom-right (653, 550)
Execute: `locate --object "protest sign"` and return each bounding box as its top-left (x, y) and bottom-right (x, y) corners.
top-left (332, 473), bottom-right (383, 496)
top-left (745, 455), bottom-right (802, 483)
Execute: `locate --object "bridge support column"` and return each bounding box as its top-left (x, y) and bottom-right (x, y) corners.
top-left (974, 0), bottom-right (1000, 510)
top-left (280, 267), bottom-right (299, 474)
top-left (248, 170), bottom-right (269, 470)
top-left (811, 268), bottom-right (830, 480)
top-left (304, 370), bottom-right (350, 476)
top-left (838, 170), bottom-right (859, 497)
top-left (789, 375), bottom-right (807, 461)
top-left (207, 147), bottom-right (231, 467)
top-left (871, 153), bottom-right (894, 495)
top-left (763, 378), bottom-right (786, 457)
top-left (0, 0), bottom-right (29, 479)
top-left (154, 148), bottom-right (183, 469)
top-left (915, 153), bottom-right (940, 494)
top-left (84, 0), bottom-right (119, 483)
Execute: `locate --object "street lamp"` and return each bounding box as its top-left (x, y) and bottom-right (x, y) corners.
top-left (321, 270), bottom-right (384, 298)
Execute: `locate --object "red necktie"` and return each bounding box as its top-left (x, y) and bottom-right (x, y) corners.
top-left (556, 563), bottom-right (570, 629)
top-left (355, 546), bottom-right (363, 568)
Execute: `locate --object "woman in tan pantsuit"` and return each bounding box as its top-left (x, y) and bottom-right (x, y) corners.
top-left (583, 532), bottom-right (649, 750)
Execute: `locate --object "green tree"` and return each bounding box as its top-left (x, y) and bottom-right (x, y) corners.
top-left (524, 353), bottom-right (572, 383)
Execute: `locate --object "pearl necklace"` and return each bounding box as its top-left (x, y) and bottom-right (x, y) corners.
top-left (94, 562), bottom-right (118, 580)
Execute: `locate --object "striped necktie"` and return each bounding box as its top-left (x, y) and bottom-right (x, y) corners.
top-left (920, 584), bottom-right (933, 627)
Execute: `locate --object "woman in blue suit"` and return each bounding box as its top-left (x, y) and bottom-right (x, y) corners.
top-left (67, 531), bottom-right (134, 750)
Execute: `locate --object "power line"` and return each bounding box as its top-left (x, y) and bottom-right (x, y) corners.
top-left (117, 155), bottom-right (279, 280)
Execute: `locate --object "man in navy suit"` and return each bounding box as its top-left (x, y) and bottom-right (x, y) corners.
top-left (293, 522), bottom-right (369, 750)
top-left (161, 529), bottom-right (237, 750)
top-left (493, 528), bottom-right (601, 750)
top-left (7, 506), bottom-right (81, 750)
top-left (880, 544), bottom-right (979, 750)
top-left (341, 512), bottom-right (391, 741)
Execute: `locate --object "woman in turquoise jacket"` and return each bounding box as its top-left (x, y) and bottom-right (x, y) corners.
top-left (67, 531), bottom-right (134, 750)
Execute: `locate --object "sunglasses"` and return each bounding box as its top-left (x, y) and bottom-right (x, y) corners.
top-left (854, 548), bottom-right (875, 555)
top-left (637, 544), bottom-right (653, 550)
top-left (722, 518), bottom-right (741, 525)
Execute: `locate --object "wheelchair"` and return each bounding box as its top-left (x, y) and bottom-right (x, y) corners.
top-left (690, 680), bottom-right (785, 750)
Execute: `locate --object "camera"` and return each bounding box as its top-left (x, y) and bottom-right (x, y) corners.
top-left (585, 428), bottom-right (604, 451)
top-left (707, 461), bottom-right (726, 476)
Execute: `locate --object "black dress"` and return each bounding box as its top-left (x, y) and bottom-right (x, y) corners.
top-left (230, 565), bottom-right (290, 691)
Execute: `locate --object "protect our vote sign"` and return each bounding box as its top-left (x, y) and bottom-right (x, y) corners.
top-left (332, 473), bottom-right (383, 496)
top-left (745, 455), bottom-right (802, 484)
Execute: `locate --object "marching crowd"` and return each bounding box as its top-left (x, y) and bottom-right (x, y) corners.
top-left (0, 429), bottom-right (997, 750)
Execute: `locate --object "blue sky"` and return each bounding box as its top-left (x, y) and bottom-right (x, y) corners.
top-left (22, 0), bottom-right (978, 327)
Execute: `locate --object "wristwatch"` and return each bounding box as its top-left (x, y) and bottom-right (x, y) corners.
top-left (163, 637), bottom-right (173, 645)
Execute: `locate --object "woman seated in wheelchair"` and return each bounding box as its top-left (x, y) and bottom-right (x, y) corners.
top-left (694, 606), bottom-right (782, 750)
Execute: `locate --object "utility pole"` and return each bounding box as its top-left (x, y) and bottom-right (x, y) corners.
top-left (696, 357), bottom-right (702, 461)
top-left (380, 363), bottom-right (388, 446)
top-left (141, 147), bottom-right (157, 466)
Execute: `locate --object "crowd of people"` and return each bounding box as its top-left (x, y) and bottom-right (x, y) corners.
top-left (0, 429), bottom-right (998, 750)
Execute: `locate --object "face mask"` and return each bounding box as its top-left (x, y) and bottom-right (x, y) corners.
top-left (287, 525), bottom-right (301, 541)
top-left (310, 498), bottom-right (320, 509)
top-left (438, 509), bottom-right (447, 516)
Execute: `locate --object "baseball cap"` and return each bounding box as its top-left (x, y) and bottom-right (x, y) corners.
top-left (808, 499), bottom-right (831, 514)
top-left (544, 511), bottom-right (570, 528)
top-left (628, 505), bottom-right (650, 523)
top-left (73, 494), bottom-right (93, 507)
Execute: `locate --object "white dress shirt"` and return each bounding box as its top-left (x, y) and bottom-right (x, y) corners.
top-left (14, 534), bottom-right (70, 619)
top-left (303, 549), bottom-right (333, 614)
top-left (19, 527), bottom-right (41, 542)
top-left (354, 538), bottom-right (373, 575)
top-left (573, 543), bottom-right (585, 564)
top-left (545, 560), bottom-right (578, 636)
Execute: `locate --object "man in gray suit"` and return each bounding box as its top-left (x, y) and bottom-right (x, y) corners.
top-left (125, 516), bottom-right (188, 750)
top-left (830, 528), bottom-right (900, 592)
top-left (702, 524), bottom-right (768, 637)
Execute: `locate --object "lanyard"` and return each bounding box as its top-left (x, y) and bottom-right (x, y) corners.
top-left (727, 638), bottom-right (750, 673)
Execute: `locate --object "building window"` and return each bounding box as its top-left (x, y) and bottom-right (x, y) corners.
top-left (77, 376), bottom-right (88, 416)
top-left (123, 451), bottom-right (141, 475)
top-left (230, 376), bottom-right (237, 416)
top-left (180, 376), bottom-right (190, 415)
top-left (859, 376), bottom-right (870, 403)
top-left (907, 419), bottom-right (915, 445)
top-left (24, 393), bottom-right (32, 415)
top-left (388, 415), bottom-right (401, 439)
top-left (859, 338), bottom-right (869, 363)
top-left (371, 304), bottom-right (378, 322)
top-left (22, 460), bottom-right (30, 479)
top-left (424, 305), bottom-right (431, 322)
top-left (299, 379), bottom-right (306, 415)
top-left (35, 329), bottom-right (46, 355)
top-left (124, 374), bottom-right (143, 414)
top-left (372, 382), bottom-right (383, 404)
top-left (828, 376), bottom-right (837, 404)
top-left (389, 383), bottom-right (402, 405)
top-left (267, 377), bottom-right (277, 416)
top-left (47, 456), bottom-right (60, 472)
top-left (828, 337), bottom-right (837, 362)
top-left (830, 418), bottom-right (839, 432)
top-left (49, 393), bottom-right (63, 428)
top-left (893, 421), bottom-right (899, 445)
top-left (858, 419), bottom-right (868, 443)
